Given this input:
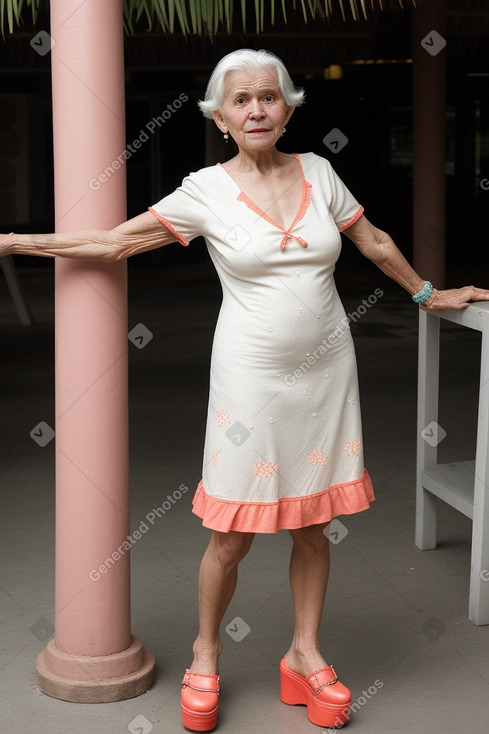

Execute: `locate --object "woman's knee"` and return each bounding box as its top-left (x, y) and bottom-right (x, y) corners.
top-left (211, 530), bottom-right (255, 569)
top-left (289, 523), bottom-right (329, 555)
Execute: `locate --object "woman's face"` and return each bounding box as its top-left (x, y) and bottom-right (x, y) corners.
top-left (212, 66), bottom-right (294, 153)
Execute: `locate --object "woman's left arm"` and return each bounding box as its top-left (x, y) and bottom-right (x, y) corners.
top-left (343, 214), bottom-right (489, 311)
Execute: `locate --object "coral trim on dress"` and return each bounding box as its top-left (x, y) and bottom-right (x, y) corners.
top-left (148, 206), bottom-right (190, 247)
top-left (191, 468), bottom-right (375, 534)
top-left (338, 206), bottom-right (364, 232)
top-left (218, 153), bottom-right (312, 251)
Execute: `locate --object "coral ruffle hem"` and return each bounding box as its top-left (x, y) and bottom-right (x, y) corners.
top-left (191, 469), bottom-right (375, 534)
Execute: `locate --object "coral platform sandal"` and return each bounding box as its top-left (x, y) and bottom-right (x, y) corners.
top-left (279, 657), bottom-right (351, 728)
top-left (181, 669), bottom-right (220, 732)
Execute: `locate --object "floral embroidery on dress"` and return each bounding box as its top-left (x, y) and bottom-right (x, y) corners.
top-left (345, 440), bottom-right (362, 457)
top-left (215, 409), bottom-right (231, 428)
top-left (156, 153), bottom-right (376, 533)
top-left (252, 461), bottom-right (278, 478)
top-left (307, 450), bottom-right (328, 466)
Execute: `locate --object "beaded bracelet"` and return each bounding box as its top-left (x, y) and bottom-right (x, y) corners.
top-left (412, 281), bottom-right (434, 304)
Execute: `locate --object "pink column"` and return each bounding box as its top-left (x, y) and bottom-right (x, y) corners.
top-left (412, 0), bottom-right (448, 288)
top-left (36, 0), bottom-right (155, 702)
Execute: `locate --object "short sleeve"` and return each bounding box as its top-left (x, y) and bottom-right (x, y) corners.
top-left (322, 158), bottom-right (364, 232)
top-left (148, 170), bottom-right (211, 246)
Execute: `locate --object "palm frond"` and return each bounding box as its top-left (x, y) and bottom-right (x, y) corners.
top-left (1, 0), bottom-right (417, 38)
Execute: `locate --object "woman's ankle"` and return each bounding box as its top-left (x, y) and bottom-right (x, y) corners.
top-left (189, 636), bottom-right (222, 674)
top-left (285, 644), bottom-right (327, 676)
top-left (192, 635), bottom-right (223, 656)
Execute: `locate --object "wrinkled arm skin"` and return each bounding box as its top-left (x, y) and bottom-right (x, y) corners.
top-left (0, 211), bottom-right (174, 262)
top-left (344, 214), bottom-right (489, 311)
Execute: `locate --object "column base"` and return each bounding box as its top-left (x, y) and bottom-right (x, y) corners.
top-left (36, 635), bottom-right (155, 703)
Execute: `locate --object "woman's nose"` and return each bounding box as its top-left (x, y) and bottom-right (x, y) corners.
top-left (249, 99), bottom-right (265, 118)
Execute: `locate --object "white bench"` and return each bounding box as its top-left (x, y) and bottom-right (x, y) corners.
top-left (416, 303), bottom-right (489, 625)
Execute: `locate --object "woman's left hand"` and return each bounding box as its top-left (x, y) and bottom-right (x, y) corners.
top-left (421, 286), bottom-right (489, 312)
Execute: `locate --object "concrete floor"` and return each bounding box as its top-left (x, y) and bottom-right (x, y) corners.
top-left (1, 260), bottom-right (489, 734)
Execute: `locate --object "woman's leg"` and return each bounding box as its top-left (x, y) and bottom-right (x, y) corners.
top-left (285, 523), bottom-right (331, 677)
top-left (190, 530), bottom-right (255, 675)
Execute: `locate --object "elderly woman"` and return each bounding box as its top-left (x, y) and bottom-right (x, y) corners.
top-left (2, 48), bottom-right (489, 731)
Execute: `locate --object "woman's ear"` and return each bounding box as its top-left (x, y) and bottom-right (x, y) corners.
top-left (211, 109), bottom-right (227, 134)
top-left (284, 105), bottom-right (295, 126)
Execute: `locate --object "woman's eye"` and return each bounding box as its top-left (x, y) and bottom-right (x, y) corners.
top-left (236, 98), bottom-right (246, 105)
top-left (264, 95), bottom-right (274, 102)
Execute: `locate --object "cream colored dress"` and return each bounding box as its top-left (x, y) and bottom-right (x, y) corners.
top-left (149, 152), bottom-right (375, 533)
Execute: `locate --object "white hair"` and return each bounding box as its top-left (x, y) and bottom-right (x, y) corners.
top-left (198, 49), bottom-right (305, 119)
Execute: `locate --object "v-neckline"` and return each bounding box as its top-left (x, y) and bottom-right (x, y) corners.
top-left (217, 153), bottom-right (312, 248)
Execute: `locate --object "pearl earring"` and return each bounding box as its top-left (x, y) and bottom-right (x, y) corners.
top-left (223, 132), bottom-right (229, 143)
top-left (282, 127), bottom-right (286, 134)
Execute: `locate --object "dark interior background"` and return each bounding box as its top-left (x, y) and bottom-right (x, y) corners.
top-left (1, 3), bottom-right (488, 279)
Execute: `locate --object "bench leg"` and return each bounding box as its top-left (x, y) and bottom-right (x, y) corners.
top-left (416, 485), bottom-right (438, 550)
top-left (416, 310), bottom-right (440, 550)
top-left (468, 330), bottom-right (489, 625)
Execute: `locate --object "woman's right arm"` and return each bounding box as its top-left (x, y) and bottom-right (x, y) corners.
top-left (0, 211), bottom-right (176, 262)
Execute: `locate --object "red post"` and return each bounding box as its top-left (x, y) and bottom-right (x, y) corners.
top-left (412, 0), bottom-right (448, 288)
top-left (35, 0), bottom-right (155, 702)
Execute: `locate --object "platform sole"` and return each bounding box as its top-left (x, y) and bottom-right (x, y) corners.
top-left (181, 702), bottom-right (218, 732)
top-left (280, 666), bottom-right (351, 728)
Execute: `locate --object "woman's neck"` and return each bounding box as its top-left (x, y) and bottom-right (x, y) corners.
top-left (224, 147), bottom-right (290, 175)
